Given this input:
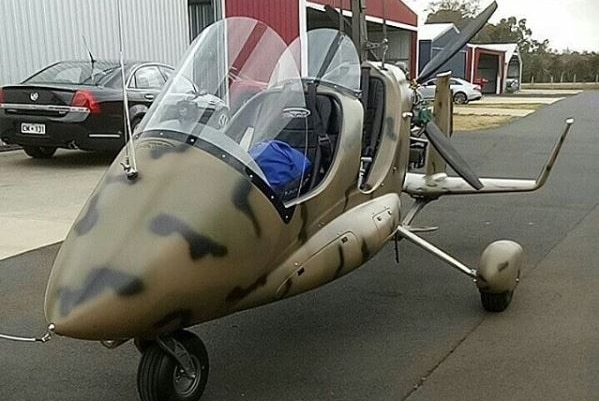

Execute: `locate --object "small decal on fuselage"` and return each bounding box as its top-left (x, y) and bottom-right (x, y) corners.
top-left (283, 107), bottom-right (311, 119)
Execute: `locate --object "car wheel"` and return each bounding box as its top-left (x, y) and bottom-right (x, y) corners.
top-left (211, 110), bottom-right (229, 129)
top-left (131, 116), bottom-right (144, 135)
top-left (22, 145), bottom-right (57, 159)
top-left (453, 92), bottom-right (468, 104)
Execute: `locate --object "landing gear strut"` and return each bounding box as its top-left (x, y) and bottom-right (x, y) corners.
top-left (395, 225), bottom-right (522, 313)
top-left (137, 330), bottom-right (209, 401)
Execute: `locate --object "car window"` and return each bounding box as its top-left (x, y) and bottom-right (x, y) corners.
top-left (425, 80), bottom-right (436, 86)
top-left (25, 61), bottom-right (119, 86)
top-left (160, 66), bottom-right (197, 94)
top-left (54, 66), bottom-right (82, 83)
top-left (132, 66), bottom-right (166, 89)
top-left (450, 80), bottom-right (460, 85)
top-left (159, 67), bottom-right (173, 81)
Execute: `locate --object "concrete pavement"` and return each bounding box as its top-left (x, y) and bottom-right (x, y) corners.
top-left (454, 107), bottom-right (535, 117)
top-left (0, 150), bottom-right (108, 260)
top-left (478, 96), bottom-right (564, 105)
top-left (454, 91), bottom-right (569, 117)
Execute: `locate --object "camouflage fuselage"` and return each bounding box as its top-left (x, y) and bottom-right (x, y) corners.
top-left (44, 64), bottom-right (413, 341)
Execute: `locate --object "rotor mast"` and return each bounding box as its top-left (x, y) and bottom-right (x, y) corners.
top-left (350, 0), bottom-right (368, 62)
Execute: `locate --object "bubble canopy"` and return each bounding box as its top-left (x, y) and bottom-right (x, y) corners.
top-left (137, 19), bottom-right (361, 204)
top-left (288, 28), bottom-right (361, 93)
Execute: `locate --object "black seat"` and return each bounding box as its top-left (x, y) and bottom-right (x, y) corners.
top-left (362, 76), bottom-right (386, 157)
top-left (225, 90), bottom-right (340, 199)
top-left (276, 95), bottom-right (339, 164)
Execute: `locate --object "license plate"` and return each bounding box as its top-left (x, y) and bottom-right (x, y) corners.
top-left (21, 123), bottom-right (46, 135)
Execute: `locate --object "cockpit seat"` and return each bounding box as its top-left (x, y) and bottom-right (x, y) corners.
top-left (361, 76), bottom-right (385, 158)
top-left (275, 94), bottom-right (340, 187)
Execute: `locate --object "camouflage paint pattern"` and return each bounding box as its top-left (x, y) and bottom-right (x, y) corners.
top-left (44, 63), bottom-right (414, 341)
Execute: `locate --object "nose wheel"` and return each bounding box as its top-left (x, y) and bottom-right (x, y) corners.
top-left (137, 330), bottom-right (209, 401)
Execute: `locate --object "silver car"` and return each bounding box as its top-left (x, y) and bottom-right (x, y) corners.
top-left (418, 77), bottom-right (483, 104)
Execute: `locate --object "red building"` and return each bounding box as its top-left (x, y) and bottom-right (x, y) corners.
top-left (466, 44), bottom-right (522, 94)
top-left (222, 0), bottom-right (419, 74)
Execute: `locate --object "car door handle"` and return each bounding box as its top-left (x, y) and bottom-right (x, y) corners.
top-left (144, 94), bottom-right (155, 101)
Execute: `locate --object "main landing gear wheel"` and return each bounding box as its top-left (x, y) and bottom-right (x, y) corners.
top-left (479, 290), bottom-right (514, 313)
top-left (137, 330), bottom-right (209, 401)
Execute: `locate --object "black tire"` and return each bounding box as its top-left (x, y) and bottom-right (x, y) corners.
top-left (22, 145), bottom-right (57, 159)
top-left (453, 92), bottom-right (468, 104)
top-left (137, 331), bottom-right (209, 401)
top-left (480, 290), bottom-right (513, 313)
top-left (131, 116), bottom-right (143, 135)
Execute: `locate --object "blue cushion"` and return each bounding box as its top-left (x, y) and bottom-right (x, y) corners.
top-left (249, 140), bottom-right (312, 192)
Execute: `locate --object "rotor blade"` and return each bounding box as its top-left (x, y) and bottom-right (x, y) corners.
top-left (423, 121), bottom-right (483, 190)
top-left (417, 1), bottom-right (498, 83)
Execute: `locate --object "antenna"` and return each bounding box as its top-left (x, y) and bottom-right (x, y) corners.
top-left (82, 35), bottom-right (96, 65)
top-left (117, 0), bottom-right (138, 179)
top-left (82, 35), bottom-right (98, 80)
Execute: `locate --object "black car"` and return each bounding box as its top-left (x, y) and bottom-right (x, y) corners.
top-left (0, 60), bottom-right (174, 158)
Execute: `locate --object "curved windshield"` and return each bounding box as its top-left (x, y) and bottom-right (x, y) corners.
top-left (288, 29), bottom-right (361, 92)
top-left (139, 18), bottom-right (310, 200)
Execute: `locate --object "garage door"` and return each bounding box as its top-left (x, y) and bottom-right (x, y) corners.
top-left (478, 53), bottom-right (499, 94)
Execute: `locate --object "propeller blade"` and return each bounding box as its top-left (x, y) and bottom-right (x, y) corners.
top-left (417, 1), bottom-right (498, 84)
top-left (424, 121), bottom-right (483, 190)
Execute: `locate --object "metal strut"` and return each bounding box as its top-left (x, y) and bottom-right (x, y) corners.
top-left (395, 225), bottom-right (477, 279)
top-left (157, 336), bottom-right (197, 380)
top-left (0, 324), bottom-right (56, 344)
top-left (401, 198), bottom-right (438, 233)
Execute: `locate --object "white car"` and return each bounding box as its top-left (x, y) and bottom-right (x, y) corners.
top-left (418, 77), bottom-right (482, 104)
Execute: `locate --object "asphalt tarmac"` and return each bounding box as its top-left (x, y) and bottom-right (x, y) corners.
top-left (1, 91), bottom-right (598, 401)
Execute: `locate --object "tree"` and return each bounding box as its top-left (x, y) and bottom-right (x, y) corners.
top-left (426, 0), bottom-right (481, 18)
top-left (424, 0), bottom-right (599, 83)
top-left (425, 0), bottom-right (480, 30)
top-left (473, 17), bottom-right (533, 47)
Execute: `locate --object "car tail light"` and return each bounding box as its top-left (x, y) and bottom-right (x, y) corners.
top-left (0, 88), bottom-right (5, 104)
top-left (72, 90), bottom-right (101, 114)
top-left (474, 85), bottom-right (482, 92)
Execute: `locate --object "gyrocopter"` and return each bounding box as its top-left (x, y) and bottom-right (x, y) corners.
top-left (0, 1), bottom-right (574, 400)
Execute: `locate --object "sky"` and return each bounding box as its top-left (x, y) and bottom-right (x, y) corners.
top-left (404, 0), bottom-right (599, 52)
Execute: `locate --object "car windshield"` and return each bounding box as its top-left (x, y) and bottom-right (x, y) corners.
top-left (25, 61), bottom-right (120, 86)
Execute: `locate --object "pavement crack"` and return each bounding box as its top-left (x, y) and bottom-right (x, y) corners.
top-left (401, 317), bottom-right (486, 401)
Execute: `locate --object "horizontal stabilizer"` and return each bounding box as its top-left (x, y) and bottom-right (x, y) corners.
top-left (404, 118), bottom-right (575, 198)
top-left (405, 173), bottom-right (540, 197)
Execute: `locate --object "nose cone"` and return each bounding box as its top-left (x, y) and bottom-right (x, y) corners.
top-left (45, 142), bottom-right (284, 340)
